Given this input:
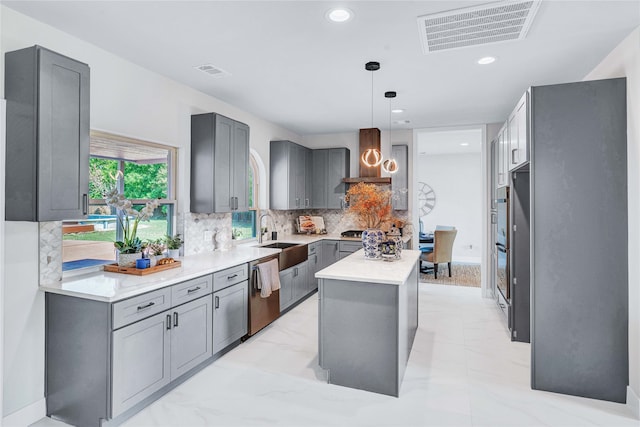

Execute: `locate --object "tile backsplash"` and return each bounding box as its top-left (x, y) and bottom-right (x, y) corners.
top-left (39, 207), bottom-right (411, 283)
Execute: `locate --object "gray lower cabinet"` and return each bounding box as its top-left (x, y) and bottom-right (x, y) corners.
top-left (279, 260), bottom-right (309, 312)
top-left (45, 274), bottom-right (214, 427)
top-left (213, 280), bottom-right (248, 354)
top-left (321, 240), bottom-right (340, 268)
top-left (111, 294), bottom-right (213, 418)
top-left (190, 113), bottom-right (249, 213)
top-left (5, 45), bottom-right (90, 221)
top-left (307, 242), bottom-right (322, 292)
top-left (339, 240), bottom-right (362, 259)
top-left (391, 145), bottom-right (408, 210)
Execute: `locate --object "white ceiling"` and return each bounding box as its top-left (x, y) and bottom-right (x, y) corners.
top-left (4, 1), bottom-right (639, 136)
top-left (417, 128), bottom-right (483, 155)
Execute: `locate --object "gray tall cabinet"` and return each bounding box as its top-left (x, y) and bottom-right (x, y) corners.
top-left (530, 78), bottom-right (627, 403)
top-left (191, 113), bottom-right (249, 213)
top-left (5, 45), bottom-right (90, 221)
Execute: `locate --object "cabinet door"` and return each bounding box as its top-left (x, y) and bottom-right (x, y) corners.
top-left (497, 127), bottom-right (507, 187)
top-left (294, 144), bottom-right (307, 209)
top-left (5, 46), bottom-right (90, 221)
top-left (214, 114), bottom-right (233, 213)
top-left (170, 296), bottom-right (213, 380)
top-left (233, 121), bottom-right (250, 211)
top-left (516, 93), bottom-right (529, 166)
top-left (293, 261), bottom-right (309, 302)
top-left (311, 149), bottom-right (328, 208)
top-left (507, 109), bottom-right (519, 170)
top-left (213, 281), bottom-right (248, 354)
top-left (112, 311), bottom-right (171, 417)
top-left (308, 246), bottom-right (321, 292)
top-left (391, 145), bottom-right (408, 210)
top-left (322, 240), bottom-right (340, 268)
top-left (269, 141), bottom-right (293, 210)
top-left (327, 148), bottom-right (349, 209)
top-left (279, 267), bottom-right (295, 311)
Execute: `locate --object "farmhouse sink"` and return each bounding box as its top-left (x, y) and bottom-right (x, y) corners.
top-left (258, 242), bottom-right (308, 270)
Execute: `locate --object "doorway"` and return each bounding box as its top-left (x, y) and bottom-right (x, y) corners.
top-left (413, 126), bottom-right (486, 289)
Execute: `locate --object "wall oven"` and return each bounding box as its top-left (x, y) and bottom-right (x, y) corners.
top-left (495, 186), bottom-right (510, 301)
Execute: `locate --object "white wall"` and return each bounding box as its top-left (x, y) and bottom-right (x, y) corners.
top-left (585, 27), bottom-right (640, 418)
top-left (0, 5), bottom-right (302, 420)
top-left (417, 152), bottom-right (482, 263)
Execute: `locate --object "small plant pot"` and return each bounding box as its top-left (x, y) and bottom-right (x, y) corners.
top-left (118, 252), bottom-right (142, 267)
top-left (167, 249), bottom-right (180, 258)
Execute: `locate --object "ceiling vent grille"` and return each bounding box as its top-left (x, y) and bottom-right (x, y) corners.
top-left (194, 64), bottom-right (231, 78)
top-left (417, 0), bottom-right (541, 53)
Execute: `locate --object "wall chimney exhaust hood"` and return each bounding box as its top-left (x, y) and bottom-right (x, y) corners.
top-left (342, 128), bottom-right (391, 185)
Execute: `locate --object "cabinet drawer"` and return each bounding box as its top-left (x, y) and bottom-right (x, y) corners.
top-left (112, 288), bottom-right (172, 330)
top-left (213, 264), bottom-right (248, 291)
top-left (171, 274), bottom-right (213, 307)
top-left (339, 241), bottom-right (362, 253)
top-left (308, 242), bottom-right (320, 255)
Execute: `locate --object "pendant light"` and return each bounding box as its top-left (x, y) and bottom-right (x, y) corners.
top-left (361, 61), bottom-right (383, 168)
top-left (382, 91), bottom-right (399, 174)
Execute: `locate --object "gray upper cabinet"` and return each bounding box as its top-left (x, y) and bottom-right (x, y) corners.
top-left (391, 145), bottom-right (408, 210)
top-left (508, 92), bottom-right (529, 171)
top-left (310, 148), bottom-right (350, 209)
top-left (270, 140), bottom-right (310, 210)
top-left (5, 45), bottom-right (90, 221)
top-left (191, 113), bottom-right (249, 213)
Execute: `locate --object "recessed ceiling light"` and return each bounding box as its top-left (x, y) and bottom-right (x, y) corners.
top-left (477, 56), bottom-right (496, 65)
top-left (391, 109), bottom-right (404, 114)
top-left (394, 120), bottom-right (411, 125)
top-left (460, 142), bottom-right (470, 146)
top-left (327, 8), bottom-right (353, 23)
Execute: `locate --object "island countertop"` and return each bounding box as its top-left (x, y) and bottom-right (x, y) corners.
top-left (40, 246), bottom-right (281, 303)
top-left (315, 249), bottom-right (421, 285)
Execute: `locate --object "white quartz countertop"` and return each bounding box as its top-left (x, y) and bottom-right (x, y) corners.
top-left (41, 246), bottom-right (281, 303)
top-left (315, 249), bottom-right (421, 286)
top-left (41, 232), bottom-right (413, 302)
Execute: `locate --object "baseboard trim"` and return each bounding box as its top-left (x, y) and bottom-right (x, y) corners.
top-left (2, 398), bottom-right (46, 427)
top-left (628, 386), bottom-right (640, 420)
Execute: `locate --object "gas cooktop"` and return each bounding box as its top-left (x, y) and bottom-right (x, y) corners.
top-left (340, 230), bottom-right (364, 238)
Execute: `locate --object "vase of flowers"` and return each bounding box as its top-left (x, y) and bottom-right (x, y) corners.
top-left (345, 183), bottom-right (392, 260)
top-left (165, 234), bottom-right (184, 258)
top-left (104, 187), bottom-right (159, 267)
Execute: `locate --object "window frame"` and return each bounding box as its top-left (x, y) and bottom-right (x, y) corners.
top-left (232, 152), bottom-right (259, 242)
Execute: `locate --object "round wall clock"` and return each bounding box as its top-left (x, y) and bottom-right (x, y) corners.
top-left (417, 182), bottom-right (436, 216)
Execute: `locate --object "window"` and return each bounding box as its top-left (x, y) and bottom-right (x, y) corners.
top-left (231, 153), bottom-right (258, 240)
top-left (62, 131), bottom-right (176, 270)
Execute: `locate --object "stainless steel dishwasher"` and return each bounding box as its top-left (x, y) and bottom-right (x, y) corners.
top-left (247, 254), bottom-right (281, 336)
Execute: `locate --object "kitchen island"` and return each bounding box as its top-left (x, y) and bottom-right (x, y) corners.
top-left (316, 249), bottom-right (420, 397)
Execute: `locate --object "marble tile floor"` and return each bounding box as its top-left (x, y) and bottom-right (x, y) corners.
top-left (32, 283), bottom-right (636, 427)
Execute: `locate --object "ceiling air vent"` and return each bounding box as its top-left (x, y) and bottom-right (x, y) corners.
top-left (417, 0), bottom-right (541, 53)
top-left (194, 64), bottom-right (231, 78)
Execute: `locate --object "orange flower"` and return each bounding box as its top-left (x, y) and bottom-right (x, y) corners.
top-left (345, 183), bottom-right (393, 229)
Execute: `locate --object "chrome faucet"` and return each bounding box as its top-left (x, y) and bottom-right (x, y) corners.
top-left (258, 212), bottom-right (274, 244)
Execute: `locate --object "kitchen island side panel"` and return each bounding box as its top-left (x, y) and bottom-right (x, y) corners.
top-left (531, 78), bottom-right (628, 402)
top-left (320, 279), bottom-right (400, 396)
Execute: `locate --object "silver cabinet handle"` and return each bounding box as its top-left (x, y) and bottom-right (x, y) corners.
top-left (227, 274), bottom-right (238, 280)
top-left (82, 194), bottom-right (88, 215)
top-left (511, 148), bottom-right (518, 163)
top-left (137, 302), bottom-right (155, 311)
top-left (187, 286), bottom-right (201, 294)
top-left (173, 312), bottom-right (179, 327)
top-left (166, 314), bottom-right (172, 330)
top-left (305, 198), bottom-right (309, 207)
top-left (215, 296), bottom-right (219, 309)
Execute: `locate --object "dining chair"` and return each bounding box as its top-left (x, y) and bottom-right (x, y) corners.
top-left (420, 228), bottom-right (457, 279)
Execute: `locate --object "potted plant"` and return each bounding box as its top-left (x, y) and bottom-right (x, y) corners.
top-left (146, 238), bottom-right (165, 267)
top-left (165, 234), bottom-right (184, 258)
top-left (345, 182), bottom-right (392, 260)
top-left (104, 187), bottom-right (159, 267)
